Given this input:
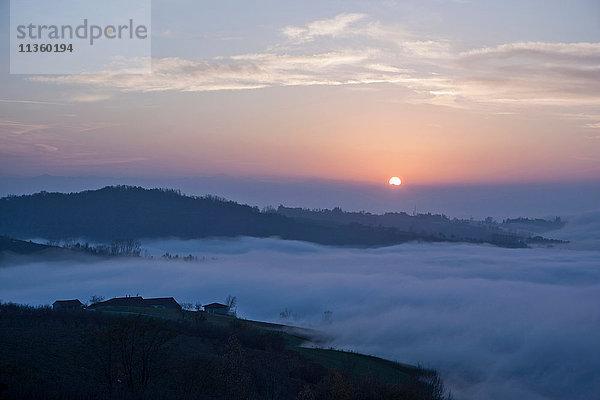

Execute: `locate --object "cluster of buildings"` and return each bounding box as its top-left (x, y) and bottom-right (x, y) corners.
top-left (52, 296), bottom-right (233, 316)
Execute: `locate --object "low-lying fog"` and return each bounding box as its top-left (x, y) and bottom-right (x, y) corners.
top-left (2, 235), bottom-right (599, 400)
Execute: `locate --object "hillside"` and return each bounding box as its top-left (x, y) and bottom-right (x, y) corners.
top-left (0, 236), bottom-right (52, 255)
top-left (0, 186), bottom-right (422, 246)
top-left (0, 302), bottom-right (449, 400)
top-left (0, 186), bottom-right (564, 248)
top-left (0, 236), bottom-right (81, 263)
top-left (278, 206), bottom-right (566, 247)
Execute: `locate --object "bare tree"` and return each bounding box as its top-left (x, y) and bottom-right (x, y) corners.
top-left (279, 308), bottom-right (294, 322)
top-left (225, 295), bottom-right (237, 317)
top-left (88, 295), bottom-right (105, 306)
top-left (103, 316), bottom-right (175, 392)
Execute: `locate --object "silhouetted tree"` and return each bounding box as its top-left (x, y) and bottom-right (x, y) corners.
top-left (106, 316), bottom-right (174, 392)
top-left (225, 295), bottom-right (237, 317)
top-left (88, 295), bottom-right (105, 306)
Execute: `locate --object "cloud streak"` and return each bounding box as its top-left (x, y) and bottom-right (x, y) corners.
top-left (0, 120), bottom-right (50, 136)
top-left (282, 13), bottom-right (368, 42)
top-left (27, 14), bottom-right (600, 109)
top-left (31, 52), bottom-right (413, 93)
top-left (452, 41), bottom-right (600, 105)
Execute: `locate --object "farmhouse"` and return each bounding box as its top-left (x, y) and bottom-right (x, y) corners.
top-left (52, 299), bottom-right (84, 311)
top-left (87, 296), bottom-right (181, 310)
top-left (203, 302), bottom-right (231, 315)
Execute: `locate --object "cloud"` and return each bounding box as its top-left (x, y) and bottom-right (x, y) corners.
top-left (23, 14), bottom-right (448, 95)
top-left (0, 120), bottom-right (49, 136)
top-left (0, 99), bottom-right (65, 105)
top-left (283, 13), bottom-right (368, 42)
top-left (61, 122), bottom-right (121, 132)
top-left (68, 93), bottom-right (112, 103)
top-left (26, 15), bottom-right (600, 109)
top-left (559, 113), bottom-right (600, 129)
top-left (0, 120), bottom-right (127, 168)
top-left (452, 42), bottom-right (600, 105)
top-left (31, 52), bottom-right (414, 93)
top-left (459, 42), bottom-right (600, 61)
top-left (34, 143), bottom-right (59, 152)
top-left (1, 238), bottom-right (599, 400)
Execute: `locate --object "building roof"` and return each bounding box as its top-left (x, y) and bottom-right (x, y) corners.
top-left (53, 299), bottom-right (83, 306)
top-left (203, 302), bottom-right (229, 309)
top-left (88, 296), bottom-right (144, 308)
top-left (88, 296), bottom-right (181, 309)
top-left (143, 297), bottom-right (181, 308)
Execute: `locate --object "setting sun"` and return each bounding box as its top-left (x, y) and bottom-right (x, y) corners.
top-left (389, 176), bottom-right (402, 186)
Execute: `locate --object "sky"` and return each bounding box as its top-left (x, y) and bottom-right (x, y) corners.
top-left (1, 0), bottom-right (600, 189)
top-left (2, 5), bottom-right (600, 398)
top-left (2, 230), bottom-right (599, 400)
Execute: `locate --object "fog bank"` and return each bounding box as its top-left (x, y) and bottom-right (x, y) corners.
top-left (1, 239), bottom-right (599, 400)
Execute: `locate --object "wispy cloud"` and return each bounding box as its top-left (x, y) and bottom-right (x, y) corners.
top-left (451, 42), bottom-right (600, 105)
top-left (282, 13), bottom-right (368, 42)
top-left (0, 99), bottom-right (66, 105)
top-left (0, 120), bottom-right (49, 136)
top-left (31, 51), bottom-right (414, 92)
top-left (68, 94), bottom-right (112, 103)
top-left (459, 42), bottom-right (600, 61)
top-left (28, 15), bottom-right (600, 108)
top-left (34, 143), bottom-right (59, 152)
top-left (560, 113), bottom-right (600, 130)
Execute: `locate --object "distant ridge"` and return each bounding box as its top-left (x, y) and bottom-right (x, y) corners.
top-left (0, 185), bottom-right (563, 248)
top-left (0, 186), bottom-right (422, 247)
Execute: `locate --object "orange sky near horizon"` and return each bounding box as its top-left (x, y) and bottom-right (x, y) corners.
top-left (1, 4), bottom-right (599, 185)
top-left (1, 83), bottom-right (598, 185)
top-left (82, 84), bottom-right (594, 186)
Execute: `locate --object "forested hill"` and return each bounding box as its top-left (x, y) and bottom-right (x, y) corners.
top-left (277, 206), bottom-right (567, 247)
top-left (0, 186), bottom-right (421, 246)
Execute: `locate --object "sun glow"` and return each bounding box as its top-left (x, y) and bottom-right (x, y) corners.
top-left (389, 176), bottom-right (402, 186)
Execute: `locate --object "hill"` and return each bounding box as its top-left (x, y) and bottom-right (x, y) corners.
top-left (0, 236), bottom-right (52, 255)
top-left (277, 206), bottom-right (566, 247)
top-left (0, 236), bottom-right (82, 263)
top-left (0, 302), bottom-right (450, 400)
top-left (0, 186), bottom-right (564, 248)
top-left (0, 186), bottom-right (423, 246)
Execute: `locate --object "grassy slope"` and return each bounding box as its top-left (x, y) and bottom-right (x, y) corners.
top-left (295, 348), bottom-right (420, 385)
top-left (92, 305), bottom-right (424, 385)
top-left (1, 303), bottom-right (449, 400)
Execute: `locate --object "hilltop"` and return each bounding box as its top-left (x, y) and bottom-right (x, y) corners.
top-left (0, 185), bottom-right (564, 248)
top-left (0, 186), bottom-right (421, 247)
